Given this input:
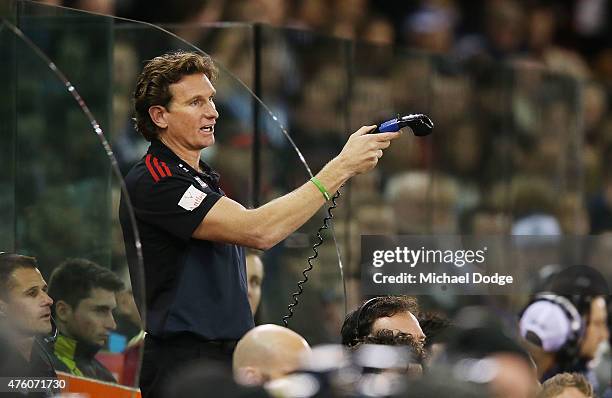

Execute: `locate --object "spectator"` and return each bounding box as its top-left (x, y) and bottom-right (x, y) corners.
top-left (232, 324), bottom-right (311, 386)
top-left (361, 15), bottom-right (395, 46)
top-left (385, 171), bottom-right (459, 234)
top-left (245, 249), bottom-right (264, 318)
top-left (402, 4), bottom-right (456, 53)
top-left (520, 284), bottom-right (609, 384)
top-left (526, 2), bottom-right (590, 79)
top-left (330, 0), bottom-right (369, 41)
top-left (341, 296), bottom-right (425, 349)
top-left (459, 205), bottom-right (511, 235)
top-left (455, 0), bottom-right (527, 61)
top-left (0, 253), bottom-right (58, 396)
top-left (538, 372), bottom-right (594, 398)
top-left (589, 144), bottom-right (612, 234)
top-left (48, 258), bottom-right (124, 382)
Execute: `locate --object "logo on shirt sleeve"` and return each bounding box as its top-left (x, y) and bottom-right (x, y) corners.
top-left (178, 185), bottom-right (207, 211)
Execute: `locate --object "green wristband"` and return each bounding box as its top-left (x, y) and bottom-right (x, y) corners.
top-left (310, 177), bottom-right (331, 201)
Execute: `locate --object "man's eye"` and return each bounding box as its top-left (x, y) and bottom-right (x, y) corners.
top-left (191, 99), bottom-right (201, 106)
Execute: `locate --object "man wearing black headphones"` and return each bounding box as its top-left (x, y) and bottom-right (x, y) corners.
top-left (341, 296), bottom-right (425, 348)
top-left (0, 253), bottom-right (59, 396)
top-left (519, 266), bottom-right (609, 385)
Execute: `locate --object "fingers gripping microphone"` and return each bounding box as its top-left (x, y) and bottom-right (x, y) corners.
top-left (373, 114), bottom-right (434, 136)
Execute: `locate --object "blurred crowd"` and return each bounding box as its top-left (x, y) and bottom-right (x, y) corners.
top-left (1, 251), bottom-right (610, 397)
top-left (5, 0), bottom-right (612, 396)
top-left (40, 0), bottom-right (612, 82)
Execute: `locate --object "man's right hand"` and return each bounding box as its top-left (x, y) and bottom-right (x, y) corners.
top-left (332, 125), bottom-right (402, 178)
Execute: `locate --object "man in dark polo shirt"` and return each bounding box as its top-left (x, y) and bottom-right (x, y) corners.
top-left (119, 51), bottom-right (400, 398)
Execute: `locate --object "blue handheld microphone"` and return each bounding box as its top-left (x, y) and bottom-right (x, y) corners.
top-left (373, 113), bottom-right (434, 136)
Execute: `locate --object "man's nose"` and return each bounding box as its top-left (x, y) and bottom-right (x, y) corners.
top-left (106, 314), bottom-right (117, 330)
top-left (42, 292), bottom-right (53, 307)
top-left (205, 104), bottom-right (219, 119)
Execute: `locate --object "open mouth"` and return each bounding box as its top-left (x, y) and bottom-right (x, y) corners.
top-left (200, 125), bottom-right (214, 133)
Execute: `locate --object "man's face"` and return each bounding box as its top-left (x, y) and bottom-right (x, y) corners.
top-left (246, 255), bottom-right (264, 315)
top-left (1, 267), bottom-right (53, 336)
top-left (371, 311), bottom-right (426, 343)
top-left (160, 73), bottom-right (219, 151)
top-left (62, 288), bottom-right (118, 347)
top-left (579, 296), bottom-right (609, 360)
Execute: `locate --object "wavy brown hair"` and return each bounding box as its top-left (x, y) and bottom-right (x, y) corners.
top-left (538, 373), bottom-right (593, 398)
top-left (341, 296), bottom-right (420, 346)
top-left (133, 51), bottom-right (217, 141)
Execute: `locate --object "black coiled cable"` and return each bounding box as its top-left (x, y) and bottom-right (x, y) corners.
top-left (282, 188), bottom-right (342, 327)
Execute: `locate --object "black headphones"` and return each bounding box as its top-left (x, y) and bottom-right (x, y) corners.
top-left (520, 293), bottom-right (585, 364)
top-left (350, 296), bottom-right (385, 347)
top-left (43, 316), bottom-right (58, 344)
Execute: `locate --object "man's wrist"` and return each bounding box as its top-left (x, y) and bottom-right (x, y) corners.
top-left (310, 177), bottom-right (331, 201)
top-left (327, 156), bottom-right (352, 181)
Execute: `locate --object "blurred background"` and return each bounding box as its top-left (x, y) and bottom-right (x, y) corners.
top-left (2, 0), bottom-right (612, 393)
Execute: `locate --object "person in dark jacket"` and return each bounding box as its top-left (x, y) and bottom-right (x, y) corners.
top-left (0, 252), bottom-right (59, 397)
top-left (47, 258), bottom-right (124, 382)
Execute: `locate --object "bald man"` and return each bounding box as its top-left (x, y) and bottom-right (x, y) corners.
top-left (233, 324), bottom-right (311, 386)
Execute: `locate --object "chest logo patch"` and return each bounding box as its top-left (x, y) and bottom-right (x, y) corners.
top-left (178, 184), bottom-right (206, 211)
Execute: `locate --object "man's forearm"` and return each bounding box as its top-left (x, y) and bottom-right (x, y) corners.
top-left (251, 157), bottom-right (351, 249)
top-left (195, 126), bottom-right (397, 248)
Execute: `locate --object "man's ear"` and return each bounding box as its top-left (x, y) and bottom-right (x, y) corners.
top-left (54, 300), bottom-right (72, 322)
top-left (234, 366), bottom-right (265, 386)
top-left (149, 105), bottom-right (168, 129)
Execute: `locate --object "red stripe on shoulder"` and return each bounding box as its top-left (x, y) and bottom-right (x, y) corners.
top-left (145, 154), bottom-right (160, 182)
top-left (161, 162), bottom-right (172, 176)
top-left (153, 157), bottom-right (167, 178)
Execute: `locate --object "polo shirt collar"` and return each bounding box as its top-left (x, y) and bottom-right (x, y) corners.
top-left (148, 139), bottom-right (220, 185)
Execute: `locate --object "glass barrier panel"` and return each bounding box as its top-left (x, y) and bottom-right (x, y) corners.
top-left (248, 26), bottom-right (351, 343)
top-left (10, 0), bottom-right (143, 390)
top-left (0, 8), bottom-right (16, 250)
